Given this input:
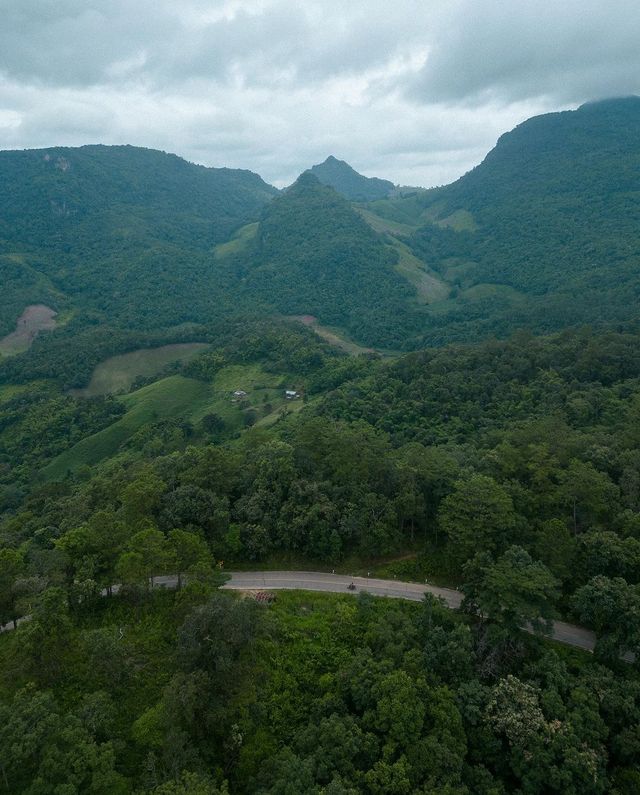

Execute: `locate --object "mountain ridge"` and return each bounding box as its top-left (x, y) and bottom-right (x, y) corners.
top-left (307, 154), bottom-right (395, 201)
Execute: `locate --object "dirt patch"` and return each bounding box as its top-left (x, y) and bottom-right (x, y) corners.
top-left (294, 314), bottom-right (318, 327)
top-left (289, 315), bottom-right (376, 356)
top-left (0, 305), bottom-right (57, 356)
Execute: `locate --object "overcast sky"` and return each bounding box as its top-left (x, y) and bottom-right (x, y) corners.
top-left (1, 0), bottom-right (639, 187)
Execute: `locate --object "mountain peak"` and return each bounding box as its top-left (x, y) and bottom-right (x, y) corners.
top-left (306, 156), bottom-right (394, 201)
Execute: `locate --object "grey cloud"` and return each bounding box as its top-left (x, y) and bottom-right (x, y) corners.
top-left (409, 0), bottom-right (640, 104)
top-left (0, 1), bottom-right (421, 90)
top-left (0, 1), bottom-right (636, 187)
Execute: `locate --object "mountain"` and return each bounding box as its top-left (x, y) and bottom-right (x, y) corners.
top-left (3, 98), bottom-right (640, 356)
top-left (366, 96), bottom-right (640, 345)
top-left (0, 144), bottom-right (278, 335)
top-left (308, 155), bottom-right (394, 201)
top-left (240, 172), bottom-right (418, 347)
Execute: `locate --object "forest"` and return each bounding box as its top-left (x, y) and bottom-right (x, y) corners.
top-left (1, 319), bottom-right (640, 793)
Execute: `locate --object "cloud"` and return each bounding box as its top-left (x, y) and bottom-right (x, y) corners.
top-left (0, 0), bottom-right (638, 187)
top-left (409, 0), bottom-right (640, 105)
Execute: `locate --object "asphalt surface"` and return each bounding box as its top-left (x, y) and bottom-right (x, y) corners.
top-left (220, 570), bottom-right (599, 653)
top-left (0, 570), bottom-right (601, 656)
top-left (222, 570), bottom-right (463, 607)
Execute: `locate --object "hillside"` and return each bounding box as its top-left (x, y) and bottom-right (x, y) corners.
top-left (3, 321), bottom-right (640, 792)
top-left (2, 98), bottom-right (640, 375)
top-left (308, 155), bottom-right (394, 201)
top-left (0, 145), bottom-right (278, 335)
top-left (368, 97), bottom-right (640, 345)
top-left (239, 172), bottom-right (422, 347)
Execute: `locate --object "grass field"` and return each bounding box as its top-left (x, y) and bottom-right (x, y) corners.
top-left (356, 207), bottom-right (418, 236)
top-left (42, 364), bottom-right (301, 480)
top-left (435, 208), bottom-right (478, 232)
top-left (0, 304), bottom-right (57, 356)
top-left (388, 239), bottom-right (450, 304)
top-left (355, 207), bottom-right (452, 304)
top-left (213, 222), bottom-right (258, 259)
top-left (74, 343), bottom-right (210, 397)
top-left (426, 282), bottom-right (526, 317)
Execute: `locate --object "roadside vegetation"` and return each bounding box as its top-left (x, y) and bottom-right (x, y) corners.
top-left (1, 318), bottom-right (640, 791)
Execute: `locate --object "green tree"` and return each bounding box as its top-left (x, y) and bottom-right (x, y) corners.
top-left (116, 527), bottom-right (173, 589)
top-left (167, 529), bottom-right (214, 589)
top-left (558, 460), bottom-right (619, 535)
top-left (150, 772), bottom-right (229, 794)
top-left (0, 547), bottom-right (24, 628)
top-left (534, 519), bottom-right (577, 582)
top-left (437, 474), bottom-right (518, 565)
top-left (120, 472), bottom-right (165, 527)
top-left (462, 546), bottom-right (559, 635)
top-left (572, 576), bottom-right (640, 663)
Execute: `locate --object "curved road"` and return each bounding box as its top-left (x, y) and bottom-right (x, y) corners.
top-left (2, 570), bottom-right (599, 654)
top-left (217, 570), bottom-right (598, 653)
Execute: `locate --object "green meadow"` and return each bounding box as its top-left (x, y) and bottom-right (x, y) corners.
top-left (75, 342), bottom-right (210, 397)
top-left (42, 363), bottom-right (300, 479)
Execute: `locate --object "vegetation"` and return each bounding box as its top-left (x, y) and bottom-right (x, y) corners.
top-left (238, 173), bottom-right (422, 348)
top-left (308, 155), bottom-right (394, 201)
top-left (2, 98), bottom-right (640, 791)
top-left (76, 344), bottom-right (210, 398)
top-left (394, 97), bottom-right (640, 345)
top-left (0, 145), bottom-right (277, 337)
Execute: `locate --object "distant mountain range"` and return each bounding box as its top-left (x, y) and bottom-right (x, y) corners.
top-left (1, 96), bottom-right (639, 356)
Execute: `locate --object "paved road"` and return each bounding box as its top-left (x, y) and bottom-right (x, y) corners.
top-left (1, 570), bottom-right (600, 655)
top-left (220, 570), bottom-right (599, 652)
top-left (222, 570), bottom-right (463, 607)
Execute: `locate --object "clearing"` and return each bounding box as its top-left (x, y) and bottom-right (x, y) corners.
top-left (74, 343), bottom-right (210, 397)
top-left (355, 207), bottom-right (451, 304)
top-left (356, 207), bottom-right (417, 236)
top-left (41, 364), bottom-right (302, 479)
top-left (289, 315), bottom-right (377, 356)
top-left (214, 222), bottom-right (258, 259)
top-left (388, 239), bottom-right (450, 304)
top-left (0, 305), bottom-right (57, 356)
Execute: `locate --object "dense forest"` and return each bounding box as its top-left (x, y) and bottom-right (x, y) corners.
top-left (0, 145), bottom-right (277, 336)
top-left (1, 319), bottom-right (640, 792)
top-left (393, 97), bottom-right (640, 345)
top-left (2, 98), bottom-right (639, 354)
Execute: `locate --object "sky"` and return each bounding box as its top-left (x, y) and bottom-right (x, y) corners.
top-left (1, 0), bottom-right (639, 188)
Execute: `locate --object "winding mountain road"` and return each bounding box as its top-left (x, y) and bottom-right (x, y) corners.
top-left (2, 570), bottom-right (599, 655)
top-left (217, 570), bottom-right (599, 653)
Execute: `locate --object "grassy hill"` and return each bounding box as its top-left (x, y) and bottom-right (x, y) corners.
top-left (41, 361), bottom-right (299, 479)
top-left (74, 343), bottom-right (210, 397)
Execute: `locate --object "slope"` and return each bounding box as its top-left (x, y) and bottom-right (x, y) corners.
top-left (0, 145), bottom-right (278, 335)
top-left (240, 172), bottom-right (422, 348)
top-left (395, 97), bottom-right (640, 344)
top-left (308, 155), bottom-right (394, 201)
